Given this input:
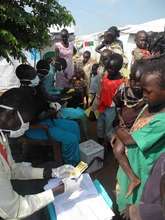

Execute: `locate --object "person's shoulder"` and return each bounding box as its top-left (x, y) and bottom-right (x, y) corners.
top-left (90, 58), bottom-right (97, 65)
top-left (102, 72), bottom-right (108, 79)
top-left (116, 39), bottom-right (123, 48)
top-left (100, 74), bottom-right (108, 85)
top-left (19, 86), bottom-right (35, 97)
top-left (111, 41), bottom-right (122, 48)
top-left (115, 78), bottom-right (123, 84)
top-left (133, 47), bottom-right (141, 52)
top-left (55, 41), bottom-right (61, 45)
top-left (148, 112), bottom-right (165, 129)
top-left (132, 48), bottom-right (141, 55)
top-left (118, 82), bottom-right (126, 91)
top-left (111, 42), bottom-right (123, 54)
top-left (132, 48), bottom-right (143, 60)
top-left (70, 41), bottom-right (74, 45)
top-left (55, 42), bottom-right (62, 48)
top-left (154, 112), bottom-right (165, 121)
top-left (68, 41), bottom-right (74, 47)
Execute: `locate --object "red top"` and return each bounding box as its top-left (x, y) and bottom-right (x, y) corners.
top-left (0, 143), bottom-right (9, 165)
top-left (140, 49), bottom-right (151, 58)
top-left (98, 73), bottom-right (123, 112)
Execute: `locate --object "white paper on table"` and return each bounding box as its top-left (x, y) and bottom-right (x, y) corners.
top-left (45, 174), bottom-right (114, 220)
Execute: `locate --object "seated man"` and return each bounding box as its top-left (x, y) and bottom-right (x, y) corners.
top-left (16, 64), bottom-right (81, 166)
top-left (0, 87), bottom-right (79, 219)
top-left (36, 60), bottom-right (88, 139)
top-left (36, 58), bottom-right (62, 102)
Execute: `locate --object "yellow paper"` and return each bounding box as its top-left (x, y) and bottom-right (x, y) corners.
top-left (70, 161), bottom-right (88, 179)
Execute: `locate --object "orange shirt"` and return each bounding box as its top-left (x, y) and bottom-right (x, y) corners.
top-left (98, 73), bottom-right (123, 112)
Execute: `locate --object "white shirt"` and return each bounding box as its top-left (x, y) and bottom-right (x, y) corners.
top-left (0, 135), bottom-right (54, 219)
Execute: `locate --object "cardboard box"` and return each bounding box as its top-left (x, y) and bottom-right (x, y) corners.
top-left (79, 139), bottom-right (104, 173)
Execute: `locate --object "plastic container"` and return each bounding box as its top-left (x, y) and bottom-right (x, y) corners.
top-left (79, 139), bottom-right (104, 173)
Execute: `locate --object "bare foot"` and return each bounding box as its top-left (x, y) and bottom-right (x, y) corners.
top-left (126, 178), bottom-right (141, 197)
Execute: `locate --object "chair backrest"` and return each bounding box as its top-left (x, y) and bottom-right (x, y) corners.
top-left (18, 136), bottom-right (63, 163)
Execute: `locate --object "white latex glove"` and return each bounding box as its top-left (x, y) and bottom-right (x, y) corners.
top-left (62, 176), bottom-right (82, 193)
top-left (52, 165), bottom-right (75, 179)
top-left (50, 102), bottom-right (61, 111)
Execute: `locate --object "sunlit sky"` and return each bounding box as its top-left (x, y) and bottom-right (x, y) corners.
top-left (60, 0), bottom-right (165, 35)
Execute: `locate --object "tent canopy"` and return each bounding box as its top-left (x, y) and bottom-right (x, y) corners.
top-left (121, 18), bottom-right (165, 34)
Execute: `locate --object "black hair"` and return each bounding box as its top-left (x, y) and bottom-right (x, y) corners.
top-left (0, 87), bottom-right (35, 121)
top-left (100, 49), bottom-right (113, 67)
top-left (130, 60), bottom-right (145, 80)
top-left (36, 59), bottom-right (50, 77)
top-left (106, 29), bottom-right (116, 39)
top-left (54, 57), bottom-right (67, 71)
top-left (108, 26), bottom-right (120, 37)
top-left (16, 64), bottom-right (37, 80)
top-left (135, 30), bottom-right (148, 40)
top-left (91, 63), bottom-right (99, 76)
top-left (61, 28), bottom-right (69, 35)
top-left (141, 54), bottom-right (165, 89)
top-left (92, 63), bottom-right (99, 70)
top-left (83, 50), bottom-right (91, 57)
top-left (36, 60), bottom-right (50, 71)
top-left (105, 53), bottom-right (123, 72)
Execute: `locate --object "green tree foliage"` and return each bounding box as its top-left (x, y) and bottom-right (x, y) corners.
top-left (0, 0), bottom-right (75, 61)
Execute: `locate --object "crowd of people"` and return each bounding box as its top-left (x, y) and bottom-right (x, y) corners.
top-left (0, 26), bottom-right (165, 220)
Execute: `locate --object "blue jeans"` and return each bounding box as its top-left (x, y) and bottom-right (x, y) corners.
top-left (97, 107), bottom-right (116, 139)
top-left (25, 119), bottom-right (80, 166)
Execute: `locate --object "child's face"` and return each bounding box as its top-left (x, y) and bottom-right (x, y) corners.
top-left (106, 64), bottom-right (118, 78)
top-left (83, 52), bottom-right (90, 63)
top-left (141, 74), bottom-right (165, 111)
top-left (54, 61), bottom-right (63, 71)
top-left (100, 52), bottom-right (110, 67)
top-left (135, 33), bottom-right (148, 49)
top-left (130, 71), bottom-right (143, 99)
top-left (104, 32), bottom-right (114, 44)
top-left (61, 32), bottom-right (69, 44)
top-left (91, 64), bottom-right (98, 74)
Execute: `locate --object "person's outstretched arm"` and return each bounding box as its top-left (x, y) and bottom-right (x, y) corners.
top-left (95, 43), bottom-right (105, 53)
top-left (115, 126), bottom-right (135, 145)
top-left (0, 169), bottom-right (56, 219)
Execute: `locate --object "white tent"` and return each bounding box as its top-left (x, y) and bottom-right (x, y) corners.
top-left (119, 18), bottom-right (165, 66)
top-left (75, 18), bottom-right (165, 65)
top-left (121, 18), bottom-right (165, 34)
top-left (75, 32), bottom-right (103, 61)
